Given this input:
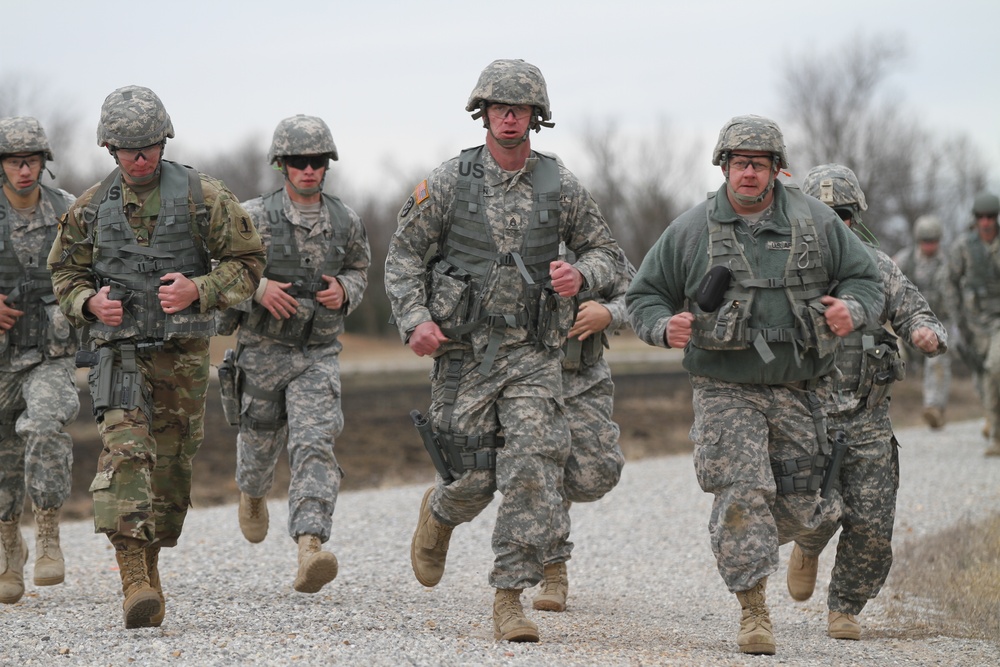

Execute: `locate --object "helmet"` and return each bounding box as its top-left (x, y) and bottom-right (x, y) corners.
top-left (267, 115), bottom-right (338, 164)
top-left (465, 59), bottom-right (553, 129)
top-left (712, 115), bottom-right (788, 168)
top-left (913, 215), bottom-right (942, 242)
top-left (972, 192), bottom-right (1000, 217)
top-left (801, 163), bottom-right (868, 211)
top-left (0, 116), bottom-right (54, 160)
top-left (97, 85), bottom-right (174, 149)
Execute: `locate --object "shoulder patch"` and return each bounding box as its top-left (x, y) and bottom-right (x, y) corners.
top-left (399, 195), bottom-right (415, 219)
top-left (415, 180), bottom-right (429, 205)
top-left (237, 215), bottom-right (255, 240)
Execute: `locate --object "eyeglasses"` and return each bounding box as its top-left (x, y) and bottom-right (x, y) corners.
top-left (115, 143), bottom-right (162, 162)
top-left (975, 213), bottom-right (998, 220)
top-left (283, 155), bottom-right (329, 171)
top-left (728, 155), bottom-right (773, 173)
top-left (2, 155), bottom-right (43, 170)
top-left (486, 104), bottom-right (533, 121)
top-left (833, 207), bottom-right (854, 221)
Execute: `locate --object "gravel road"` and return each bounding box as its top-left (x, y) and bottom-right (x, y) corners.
top-left (2, 419), bottom-right (998, 666)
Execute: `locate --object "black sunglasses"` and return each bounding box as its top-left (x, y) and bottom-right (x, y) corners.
top-left (833, 207), bottom-right (854, 221)
top-left (283, 155), bottom-right (329, 171)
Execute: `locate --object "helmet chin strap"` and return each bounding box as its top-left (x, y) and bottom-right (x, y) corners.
top-left (1, 173), bottom-right (41, 197)
top-left (280, 163), bottom-right (326, 196)
top-left (725, 167), bottom-right (777, 207)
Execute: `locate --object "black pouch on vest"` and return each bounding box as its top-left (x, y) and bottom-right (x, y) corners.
top-left (696, 266), bottom-right (733, 313)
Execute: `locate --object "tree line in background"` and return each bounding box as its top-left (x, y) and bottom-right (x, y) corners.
top-left (2, 34), bottom-right (992, 338)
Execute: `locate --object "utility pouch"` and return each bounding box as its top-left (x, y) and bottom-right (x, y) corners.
top-left (712, 299), bottom-right (744, 344)
top-left (696, 265), bottom-right (733, 313)
top-left (218, 348), bottom-right (242, 426)
top-left (427, 262), bottom-right (471, 329)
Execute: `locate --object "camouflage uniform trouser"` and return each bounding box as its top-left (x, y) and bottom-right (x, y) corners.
top-left (235, 343), bottom-right (343, 543)
top-left (544, 359), bottom-right (624, 565)
top-left (88, 339), bottom-right (209, 548)
top-left (983, 331), bottom-right (1000, 441)
top-left (793, 401), bottom-right (899, 615)
top-left (689, 375), bottom-right (840, 593)
top-left (0, 356), bottom-right (79, 520)
top-left (427, 343), bottom-right (570, 591)
top-left (922, 352), bottom-right (951, 411)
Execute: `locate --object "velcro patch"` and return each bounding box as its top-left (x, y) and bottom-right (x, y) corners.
top-left (767, 241), bottom-right (792, 250)
top-left (237, 215), bottom-right (255, 240)
top-left (415, 180), bottom-right (429, 205)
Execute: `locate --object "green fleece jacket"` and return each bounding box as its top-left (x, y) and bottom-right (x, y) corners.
top-left (626, 181), bottom-right (883, 385)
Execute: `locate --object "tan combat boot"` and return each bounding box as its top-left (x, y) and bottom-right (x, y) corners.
top-left (410, 487), bottom-right (453, 587)
top-left (735, 577), bottom-right (776, 655)
top-left (493, 588), bottom-right (540, 642)
top-left (786, 544), bottom-right (819, 601)
top-left (922, 406), bottom-right (944, 430)
top-left (533, 561), bottom-right (569, 612)
top-left (0, 518), bottom-right (28, 604)
top-left (239, 493), bottom-right (269, 543)
top-left (115, 545), bottom-right (162, 629)
top-left (146, 546), bottom-right (165, 626)
top-left (828, 611), bottom-right (861, 640)
top-left (32, 506), bottom-right (65, 586)
top-left (293, 535), bottom-right (338, 593)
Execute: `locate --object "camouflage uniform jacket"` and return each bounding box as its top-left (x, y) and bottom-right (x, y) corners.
top-left (385, 146), bottom-right (619, 357)
top-left (893, 244), bottom-right (948, 321)
top-left (627, 181), bottom-right (883, 385)
top-left (944, 230), bottom-right (1000, 346)
top-left (828, 247), bottom-right (947, 415)
top-left (235, 187), bottom-right (370, 355)
top-left (47, 168), bottom-right (265, 329)
top-left (1, 186), bottom-right (77, 371)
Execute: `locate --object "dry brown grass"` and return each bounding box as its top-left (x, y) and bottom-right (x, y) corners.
top-left (883, 513), bottom-right (1000, 640)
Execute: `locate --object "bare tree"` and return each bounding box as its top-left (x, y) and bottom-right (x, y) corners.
top-left (779, 33), bottom-right (990, 251)
top-left (580, 119), bottom-right (702, 264)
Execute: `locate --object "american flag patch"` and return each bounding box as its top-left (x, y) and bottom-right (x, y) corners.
top-left (415, 180), bottom-right (429, 204)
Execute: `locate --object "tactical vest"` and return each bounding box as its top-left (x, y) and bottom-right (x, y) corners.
top-left (84, 160), bottom-right (214, 343)
top-left (689, 191), bottom-right (833, 363)
top-left (964, 232), bottom-right (1000, 317)
top-left (427, 146), bottom-right (566, 372)
top-left (0, 185), bottom-right (71, 354)
top-left (242, 190), bottom-right (353, 346)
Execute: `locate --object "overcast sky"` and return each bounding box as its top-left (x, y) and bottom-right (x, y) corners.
top-left (3, 0), bottom-right (999, 200)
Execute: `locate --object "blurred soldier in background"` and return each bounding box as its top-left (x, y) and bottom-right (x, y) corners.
top-left (893, 215), bottom-right (950, 429)
top-left (533, 248), bottom-right (632, 613)
top-left (789, 164), bottom-right (945, 641)
top-left (0, 116), bottom-right (78, 604)
top-left (385, 59), bottom-right (619, 643)
top-left (218, 115), bottom-right (370, 595)
top-left (48, 86), bottom-right (265, 628)
top-left (627, 116), bottom-right (883, 656)
top-left (944, 192), bottom-right (1000, 456)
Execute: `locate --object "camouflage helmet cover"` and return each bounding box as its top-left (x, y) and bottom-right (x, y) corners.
top-left (0, 116), bottom-right (54, 160)
top-left (913, 214), bottom-right (942, 241)
top-left (801, 163), bottom-right (868, 211)
top-left (712, 114), bottom-right (788, 168)
top-left (267, 114), bottom-right (338, 164)
top-left (97, 85), bottom-right (174, 149)
top-left (465, 59), bottom-right (552, 125)
top-left (972, 192), bottom-right (1000, 216)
